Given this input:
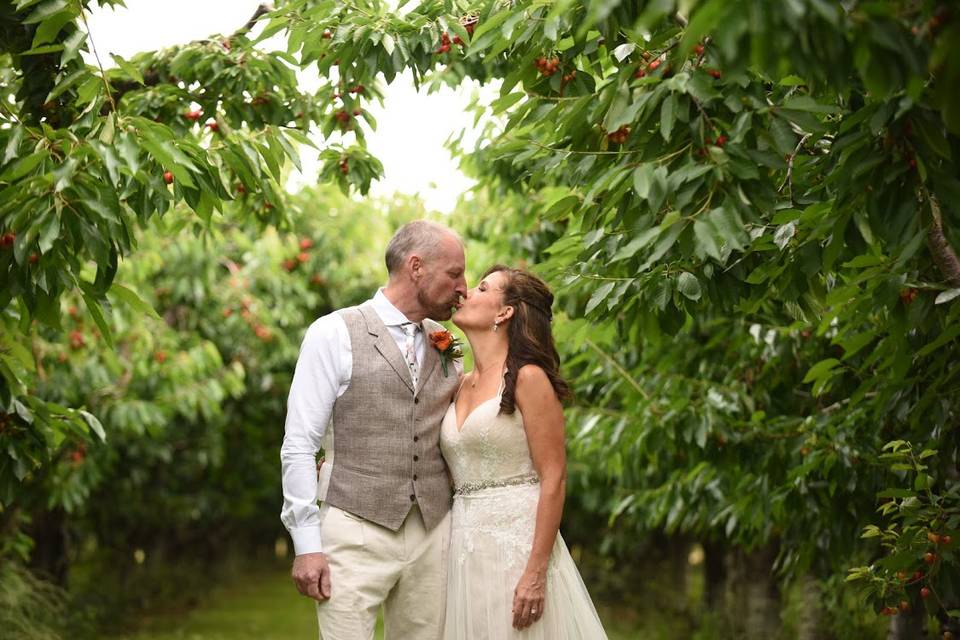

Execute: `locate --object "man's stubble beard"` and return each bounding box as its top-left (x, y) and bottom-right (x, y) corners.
top-left (417, 287), bottom-right (454, 321)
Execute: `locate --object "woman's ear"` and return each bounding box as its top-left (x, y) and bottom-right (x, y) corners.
top-left (498, 305), bottom-right (515, 323)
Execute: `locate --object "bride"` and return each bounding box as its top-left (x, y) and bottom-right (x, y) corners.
top-left (441, 265), bottom-right (607, 639)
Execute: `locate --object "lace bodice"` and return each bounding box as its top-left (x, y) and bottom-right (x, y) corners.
top-left (440, 383), bottom-right (537, 490)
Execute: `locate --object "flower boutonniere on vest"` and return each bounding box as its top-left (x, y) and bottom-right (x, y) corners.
top-left (429, 329), bottom-right (463, 377)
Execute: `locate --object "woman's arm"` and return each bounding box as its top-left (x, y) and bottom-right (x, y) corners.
top-left (511, 364), bottom-right (567, 630)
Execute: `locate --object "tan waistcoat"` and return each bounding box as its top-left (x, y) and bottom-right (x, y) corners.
top-left (320, 303), bottom-right (457, 531)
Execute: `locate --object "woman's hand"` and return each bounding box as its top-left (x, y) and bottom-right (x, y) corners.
top-left (512, 567), bottom-right (546, 630)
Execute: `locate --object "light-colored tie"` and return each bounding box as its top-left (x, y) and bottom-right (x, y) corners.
top-left (402, 322), bottom-right (420, 389)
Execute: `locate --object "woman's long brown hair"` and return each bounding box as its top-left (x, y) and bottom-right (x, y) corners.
top-left (483, 265), bottom-right (572, 414)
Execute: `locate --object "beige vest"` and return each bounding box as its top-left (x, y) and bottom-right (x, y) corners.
top-left (320, 303), bottom-right (457, 531)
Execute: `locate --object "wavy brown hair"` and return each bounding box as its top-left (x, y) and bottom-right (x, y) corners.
top-left (483, 265), bottom-right (572, 414)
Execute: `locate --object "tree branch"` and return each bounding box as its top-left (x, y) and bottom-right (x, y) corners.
top-left (105, 3), bottom-right (274, 111)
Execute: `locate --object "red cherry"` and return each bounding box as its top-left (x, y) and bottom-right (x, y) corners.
top-left (708, 68), bottom-right (722, 79)
top-left (0, 232), bottom-right (14, 248)
top-left (206, 121), bottom-right (219, 132)
top-left (453, 35), bottom-right (463, 45)
top-left (163, 171), bottom-right (174, 184)
top-left (900, 288), bottom-right (919, 304)
top-left (694, 44), bottom-right (705, 55)
top-left (297, 252), bottom-right (309, 263)
top-left (69, 330), bottom-right (85, 350)
top-left (28, 253), bottom-right (38, 264)
top-left (899, 600), bottom-right (910, 612)
top-left (282, 259), bottom-right (297, 272)
top-left (299, 238), bottom-right (313, 250)
top-left (943, 535), bottom-right (953, 545)
top-left (235, 183), bottom-right (246, 195)
top-left (322, 29), bottom-right (332, 39)
top-left (154, 350), bottom-right (167, 364)
top-left (715, 135), bottom-right (728, 147)
top-left (184, 109), bottom-right (202, 122)
top-left (921, 587), bottom-right (931, 598)
top-left (924, 552), bottom-right (936, 565)
top-left (648, 59), bottom-right (661, 71)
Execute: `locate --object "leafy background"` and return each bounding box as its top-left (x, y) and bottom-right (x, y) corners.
top-left (1, 0), bottom-right (959, 638)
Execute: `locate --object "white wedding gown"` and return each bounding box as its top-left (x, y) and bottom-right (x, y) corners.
top-left (440, 380), bottom-right (608, 639)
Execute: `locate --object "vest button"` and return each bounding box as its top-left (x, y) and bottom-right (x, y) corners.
top-left (409, 494), bottom-right (416, 502)
top-left (413, 455), bottom-right (419, 461)
top-left (413, 435), bottom-right (419, 442)
top-left (413, 474), bottom-right (418, 481)
top-left (414, 397), bottom-right (420, 404)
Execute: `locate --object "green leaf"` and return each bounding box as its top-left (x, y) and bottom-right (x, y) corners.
top-left (585, 281), bottom-right (617, 315)
top-left (782, 95), bottom-right (842, 114)
top-left (0, 150), bottom-right (48, 182)
top-left (79, 409), bottom-right (106, 441)
top-left (31, 8), bottom-right (75, 47)
top-left (108, 283), bottom-right (161, 320)
top-left (80, 289), bottom-right (114, 348)
top-left (803, 358), bottom-right (841, 384)
top-left (694, 218), bottom-right (721, 261)
top-left (660, 93), bottom-right (676, 142)
top-left (632, 164), bottom-right (654, 200)
top-left (110, 54), bottom-right (144, 85)
top-left (677, 272), bottom-right (702, 301)
top-left (936, 289), bottom-right (960, 305)
top-left (23, 0), bottom-right (68, 24)
top-left (612, 227), bottom-right (660, 261)
top-left (19, 44), bottom-right (64, 55)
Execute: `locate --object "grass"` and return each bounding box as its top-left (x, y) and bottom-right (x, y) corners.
top-left (110, 565), bottom-right (381, 640)
top-left (109, 562), bottom-right (649, 640)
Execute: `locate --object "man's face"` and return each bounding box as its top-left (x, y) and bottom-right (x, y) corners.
top-left (415, 234), bottom-right (467, 320)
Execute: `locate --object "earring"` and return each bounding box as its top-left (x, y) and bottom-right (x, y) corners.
top-left (493, 321), bottom-right (499, 332)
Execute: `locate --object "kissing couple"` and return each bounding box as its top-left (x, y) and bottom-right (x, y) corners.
top-left (280, 220), bottom-right (608, 639)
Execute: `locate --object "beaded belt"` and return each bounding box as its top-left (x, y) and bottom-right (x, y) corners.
top-left (453, 473), bottom-right (540, 496)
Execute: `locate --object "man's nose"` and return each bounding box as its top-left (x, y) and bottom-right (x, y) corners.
top-left (456, 278), bottom-right (468, 297)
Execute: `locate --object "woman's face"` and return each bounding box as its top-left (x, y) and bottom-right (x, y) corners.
top-left (452, 270), bottom-right (510, 331)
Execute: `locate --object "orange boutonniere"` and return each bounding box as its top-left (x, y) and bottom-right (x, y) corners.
top-left (429, 329), bottom-right (463, 377)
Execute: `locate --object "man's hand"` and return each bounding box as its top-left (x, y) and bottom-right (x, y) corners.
top-left (292, 552), bottom-right (332, 602)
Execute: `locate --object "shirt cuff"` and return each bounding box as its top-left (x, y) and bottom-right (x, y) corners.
top-left (289, 525), bottom-right (323, 555)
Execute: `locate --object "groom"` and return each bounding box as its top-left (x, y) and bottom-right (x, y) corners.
top-left (280, 220), bottom-right (467, 638)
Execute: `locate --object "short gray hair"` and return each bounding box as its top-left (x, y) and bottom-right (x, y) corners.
top-left (385, 220), bottom-right (462, 275)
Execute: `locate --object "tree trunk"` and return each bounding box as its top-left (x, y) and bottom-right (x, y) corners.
top-left (666, 534), bottom-right (690, 608)
top-left (927, 193), bottom-right (960, 287)
top-left (739, 544), bottom-right (782, 639)
top-left (887, 601), bottom-right (928, 640)
top-left (703, 539), bottom-right (728, 610)
top-left (796, 574), bottom-right (825, 640)
top-left (27, 508), bottom-right (69, 586)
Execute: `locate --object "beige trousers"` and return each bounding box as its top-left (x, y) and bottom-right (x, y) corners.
top-left (316, 503), bottom-right (450, 640)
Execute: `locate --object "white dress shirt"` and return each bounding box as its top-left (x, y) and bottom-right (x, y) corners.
top-left (280, 289), bottom-right (426, 555)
